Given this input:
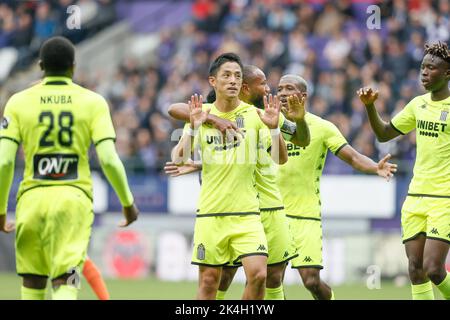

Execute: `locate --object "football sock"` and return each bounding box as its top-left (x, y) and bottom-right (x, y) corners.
top-left (264, 285), bottom-right (284, 300)
top-left (21, 286), bottom-right (46, 300)
top-left (216, 290), bottom-right (227, 300)
top-left (436, 272), bottom-right (450, 300)
top-left (411, 281), bottom-right (435, 300)
top-left (330, 290), bottom-right (335, 300)
top-left (52, 285), bottom-right (78, 300)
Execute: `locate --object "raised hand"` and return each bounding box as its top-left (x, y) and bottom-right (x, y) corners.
top-left (376, 154), bottom-right (398, 181)
top-left (119, 203), bottom-right (139, 227)
top-left (357, 87), bottom-right (379, 106)
top-left (285, 94), bottom-right (306, 122)
top-left (189, 94), bottom-right (210, 129)
top-left (164, 160), bottom-right (201, 177)
top-left (257, 94), bottom-right (281, 129)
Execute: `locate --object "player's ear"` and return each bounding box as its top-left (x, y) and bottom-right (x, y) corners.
top-left (38, 60), bottom-right (44, 71)
top-left (241, 82), bottom-right (249, 94)
top-left (208, 76), bottom-right (216, 89)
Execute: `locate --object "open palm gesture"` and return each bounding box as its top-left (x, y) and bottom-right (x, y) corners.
top-left (285, 94), bottom-right (306, 122)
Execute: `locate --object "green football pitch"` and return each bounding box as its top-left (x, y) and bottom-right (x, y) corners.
top-left (1, 272), bottom-right (439, 300)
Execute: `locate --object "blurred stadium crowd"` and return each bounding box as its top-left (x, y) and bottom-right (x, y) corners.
top-left (1, 0), bottom-right (449, 174)
top-left (0, 0), bottom-right (116, 73)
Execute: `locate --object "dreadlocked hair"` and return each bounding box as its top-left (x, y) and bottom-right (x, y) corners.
top-left (424, 41), bottom-right (450, 64)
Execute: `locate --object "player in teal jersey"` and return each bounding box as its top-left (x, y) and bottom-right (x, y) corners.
top-left (358, 41), bottom-right (450, 300)
top-left (166, 65), bottom-right (310, 300)
top-left (0, 36), bottom-right (139, 300)
top-left (277, 74), bottom-right (397, 300)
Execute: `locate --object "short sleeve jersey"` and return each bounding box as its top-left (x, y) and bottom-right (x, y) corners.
top-left (0, 76), bottom-right (116, 201)
top-left (391, 93), bottom-right (450, 196)
top-left (194, 102), bottom-right (266, 216)
top-left (276, 113), bottom-right (348, 218)
top-left (256, 113), bottom-right (291, 210)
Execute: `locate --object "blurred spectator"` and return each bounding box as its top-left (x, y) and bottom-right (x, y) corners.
top-left (315, 3), bottom-right (344, 37)
top-left (265, 3), bottom-right (297, 32)
top-left (11, 12), bottom-right (33, 72)
top-left (85, 0), bottom-right (117, 35)
top-left (0, 0), bottom-right (119, 77)
top-left (31, 2), bottom-right (57, 51)
top-left (0, 5), bottom-right (15, 48)
top-left (323, 30), bottom-right (351, 69)
top-left (136, 128), bottom-right (158, 170)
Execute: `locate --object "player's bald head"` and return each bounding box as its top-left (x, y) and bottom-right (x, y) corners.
top-left (240, 65), bottom-right (269, 109)
top-left (279, 74), bottom-right (308, 93)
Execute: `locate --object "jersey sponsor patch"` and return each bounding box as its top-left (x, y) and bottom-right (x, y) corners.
top-left (1, 116), bottom-right (9, 129)
top-left (33, 153), bottom-right (79, 180)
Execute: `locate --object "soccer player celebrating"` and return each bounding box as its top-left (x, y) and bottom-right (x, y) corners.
top-left (166, 65), bottom-right (310, 300)
top-left (277, 74), bottom-right (397, 300)
top-left (173, 53), bottom-right (285, 300)
top-left (215, 66), bottom-right (306, 300)
top-left (358, 41), bottom-right (450, 300)
top-left (0, 36), bottom-right (139, 300)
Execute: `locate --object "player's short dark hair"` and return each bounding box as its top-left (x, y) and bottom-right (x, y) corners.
top-left (208, 52), bottom-right (243, 76)
top-left (40, 36), bottom-right (75, 74)
top-left (424, 41), bottom-right (450, 64)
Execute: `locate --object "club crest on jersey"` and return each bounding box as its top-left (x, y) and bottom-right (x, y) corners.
top-left (235, 114), bottom-right (245, 129)
top-left (440, 109), bottom-right (449, 122)
top-left (33, 154), bottom-right (79, 180)
top-left (0, 116), bottom-right (9, 130)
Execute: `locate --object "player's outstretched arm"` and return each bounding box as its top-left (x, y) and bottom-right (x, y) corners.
top-left (95, 139), bottom-right (139, 227)
top-left (0, 139), bottom-right (18, 233)
top-left (286, 95), bottom-right (310, 147)
top-left (168, 103), bottom-right (191, 122)
top-left (336, 145), bottom-right (397, 181)
top-left (357, 87), bottom-right (400, 142)
top-left (172, 134), bottom-right (193, 164)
